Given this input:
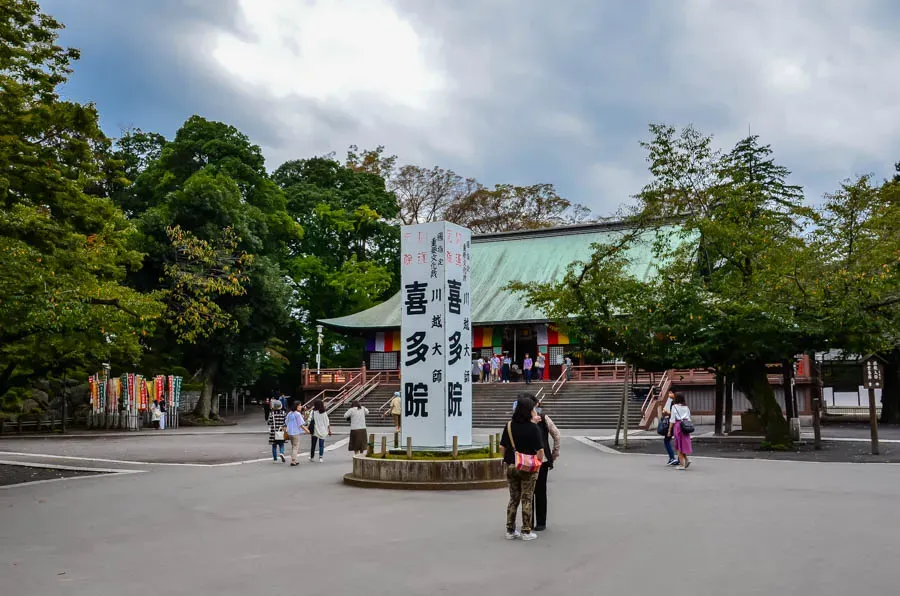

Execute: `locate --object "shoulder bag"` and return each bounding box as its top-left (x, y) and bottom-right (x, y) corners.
top-left (657, 414), bottom-right (670, 436)
top-left (506, 422), bottom-right (542, 473)
top-left (673, 406), bottom-right (695, 434)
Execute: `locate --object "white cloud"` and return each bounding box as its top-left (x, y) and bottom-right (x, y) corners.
top-left (193, 0), bottom-right (900, 213)
top-left (212, 0), bottom-right (444, 110)
top-left (672, 0), bottom-right (900, 175)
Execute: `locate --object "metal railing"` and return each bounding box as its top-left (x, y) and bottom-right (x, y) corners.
top-left (325, 372), bottom-right (384, 416)
top-left (536, 369), bottom-right (568, 405)
top-left (303, 371), bottom-right (363, 411)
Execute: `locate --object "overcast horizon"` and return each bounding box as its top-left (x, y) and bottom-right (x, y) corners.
top-left (44, 0), bottom-right (900, 217)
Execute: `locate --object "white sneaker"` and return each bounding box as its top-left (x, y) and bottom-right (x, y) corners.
top-left (309, 457), bottom-right (314, 462)
top-left (505, 530), bottom-right (520, 540)
top-left (319, 457), bottom-right (324, 463)
top-left (521, 532), bottom-right (538, 541)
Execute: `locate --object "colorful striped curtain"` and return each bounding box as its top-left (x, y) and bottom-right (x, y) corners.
top-left (366, 331), bottom-right (402, 352)
top-left (472, 326), bottom-right (503, 349)
top-left (548, 324), bottom-right (570, 345)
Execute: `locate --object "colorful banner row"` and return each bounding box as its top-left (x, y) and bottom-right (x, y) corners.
top-left (370, 324), bottom-right (570, 352)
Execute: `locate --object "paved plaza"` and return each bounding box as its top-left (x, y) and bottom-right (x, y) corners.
top-left (1, 430), bottom-right (899, 596)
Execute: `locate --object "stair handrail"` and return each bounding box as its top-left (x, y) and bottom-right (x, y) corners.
top-left (536, 369), bottom-right (568, 405)
top-left (303, 371), bottom-right (363, 411)
top-left (638, 370), bottom-right (672, 429)
top-left (326, 373), bottom-right (382, 416)
top-left (379, 386), bottom-right (402, 417)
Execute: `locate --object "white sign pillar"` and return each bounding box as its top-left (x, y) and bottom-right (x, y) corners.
top-left (400, 222), bottom-right (473, 447)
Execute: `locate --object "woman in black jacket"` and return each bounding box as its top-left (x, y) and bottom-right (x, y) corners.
top-left (499, 396), bottom-right (545, 541)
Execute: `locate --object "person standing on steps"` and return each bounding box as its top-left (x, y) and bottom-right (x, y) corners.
top-left (535, 352), bottom-right (546, 382)
top-left (499, 396), bottom-right (545, 541)
top-left (532, 403), bottom-right (561, 532)
top-left (660, 390), bottom-right (678, 466)
top-left (344, 399), bottom-right (369, 455)
top-left (564, 355), bottom-right (573, 381)
top-left (523, 353), bottom-right (533, 384)
top-left (502, 353), bottom-right (511, 383)
top-left (285, 401), bottom-right (306, 466)
top-left (388, 391), bottom-right (402, 433)
top-left (304, 399), bottom-right (332, 463)
top-left (472, 358), bottom-right (482, 383)
top-left (267, 399), bottom-right (287, 463)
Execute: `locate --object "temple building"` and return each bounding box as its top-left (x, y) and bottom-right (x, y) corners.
top-left (320, 221), bottom-right (660, 379)
top-left (313, 221), bottom-right (823, 428)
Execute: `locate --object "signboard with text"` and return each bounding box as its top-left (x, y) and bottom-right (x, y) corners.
top-left (400, 222), bottom-right (473, 447)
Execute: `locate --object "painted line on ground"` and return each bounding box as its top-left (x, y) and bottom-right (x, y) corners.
top-left (573, 436), bottom-right (621, 455)
top-left (0, 451), bottom-right (277, 468)
top-left (325, 437), bottom-right (350, 452)
top-left (0, 459), bottom-right (145, 491)
top-left (575, 442), bottom-right (900, 467)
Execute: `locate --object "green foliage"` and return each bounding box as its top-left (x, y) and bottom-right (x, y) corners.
top-left (162, 225), bottom-right (252, 344)
top-left (514, 125), bottom-right (819, 444)
top-left (0, 0), bottom-right (161, 408)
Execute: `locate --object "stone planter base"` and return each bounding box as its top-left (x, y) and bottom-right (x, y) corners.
top-left (343, 455), bottom-right (506, 490)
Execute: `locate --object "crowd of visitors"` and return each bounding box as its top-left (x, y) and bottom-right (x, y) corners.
top-left (472, 352), bottom-right (573, 384)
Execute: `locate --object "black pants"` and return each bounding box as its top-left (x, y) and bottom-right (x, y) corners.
top-left (533, 464), bottom-right (550, 527)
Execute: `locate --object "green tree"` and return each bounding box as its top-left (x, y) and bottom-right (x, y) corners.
top-left (811, 175), bottom-right (900, 422)
top-left (514, 125), bottom-right (817, 445)
top-left (0, 0), bottom-right (161, 407)
top-left (113, 118), bottom-right (299, 418)
top-left (273, 157), bottom-right (398, 381)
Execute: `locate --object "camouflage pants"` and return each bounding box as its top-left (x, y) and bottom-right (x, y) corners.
top-left (506, 465), bottom-right (539, 533)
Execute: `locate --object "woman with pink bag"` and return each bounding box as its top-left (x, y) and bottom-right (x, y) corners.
top-left (499, 396), bottom-right (545, 541)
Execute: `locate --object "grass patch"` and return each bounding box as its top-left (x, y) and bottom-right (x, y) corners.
top-left (372, 447), bottom-right (497, 461)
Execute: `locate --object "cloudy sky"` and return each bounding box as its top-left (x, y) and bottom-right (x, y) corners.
top-left (44, 0), bottom-right (900, 215)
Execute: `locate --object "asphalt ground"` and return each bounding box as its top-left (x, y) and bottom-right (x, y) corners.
top-left (1, 430), bottom-right (899, 595)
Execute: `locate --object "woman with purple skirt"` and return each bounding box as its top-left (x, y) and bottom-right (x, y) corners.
top-left (669, 393), bottom-right (693, 470)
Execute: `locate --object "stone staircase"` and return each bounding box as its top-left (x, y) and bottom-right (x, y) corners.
top-left (329, 385), bottom-right (397, 427)
top-left (326, 380), bottom-right (646, 430)
top-left (472, 382), bottom-right (645, 429)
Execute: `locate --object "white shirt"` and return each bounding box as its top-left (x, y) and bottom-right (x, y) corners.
top-left (476, 358), bottom-right (484, 369)
top-left (537, 355), bottom-right (545, 367)
top-left (310, 411), bottom-right (330, 438)
top-left (343, 407), bottom-right (369, 430)
top-left (671, 404), bottom-right (691, 422)
top-left (663, 397), bottom-right (673, 414)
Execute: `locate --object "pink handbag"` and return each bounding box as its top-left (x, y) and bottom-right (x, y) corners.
top-left (507, 422), bottom-right (542, 473)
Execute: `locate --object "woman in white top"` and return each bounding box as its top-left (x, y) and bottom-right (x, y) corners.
top-left (303, 398), bottom-right (332, 463)
top-left (667, 392), bottom-right (693, 470)
top-left (344, 400), bottom-right (369, 455)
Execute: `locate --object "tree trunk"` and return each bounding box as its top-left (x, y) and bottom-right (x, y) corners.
top-left (735, 359), bottom-right (792, 446)
top-left (193, 361), bottom-right (218, 419)
top-left (879, 347), bottom-right (900, 424)
top-left (724, 378), bottom-right (733, 434)
top-left (714, 372), bottom-right (724, 436)
top-left (782, 359), bottom-right (795, 421)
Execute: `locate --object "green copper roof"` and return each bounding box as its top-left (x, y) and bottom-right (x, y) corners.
top-left (320, 221), bottom-right (674, 331)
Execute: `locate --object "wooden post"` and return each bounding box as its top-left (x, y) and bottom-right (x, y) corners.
top-left (724, 378), bottom-right (734, 434)
top-left (380, 435), bottom-right (387, 458)
top-left (868, 387), bottom-right (880, 455)
top-left (406, 436), bottom-right (413, 459)
top-left (394, 431), bottom-right (399, 448)
top-left (452, 435), bottom-right (459, 459)
top-left (614, 373), bottom-right (627, 447)
top-left (489, 434), bottom-right (496, 457)
top-left (367, 433), bottom-right (375, 457)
